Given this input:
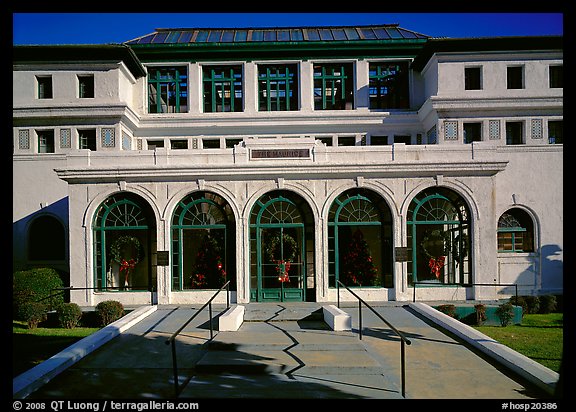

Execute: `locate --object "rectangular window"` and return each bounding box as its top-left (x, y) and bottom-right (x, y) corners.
top-left (225, 138), bottom-right (242, 148)
top-left (507, 66), bottom-right (524, 89)
top-left (36, 76), bottom-right (52, 99)
top-left (148, 67), bottom-right (188, 113)
top-left (37, 130), bottom-right (55, 153)
top-left (79, 129), bottom-right (97, 151)
top-left (338, 136), bottom-right (356, 146)
top-left (170, 139), bottom-right (188, 149)
top-left (314, 63), bottom-right (354, 110)
top-left (464, 67), bottom-right (482, 90)
top-left (317, 137), bottom-right (333, 146)
top-left (549, 65), bottom-right (563, 88)
top-left (505, 121), bottom-right (523, 145)
top-left (370, 135), bottom-right (389, 145)
top-left (368, 62), bottom-right (409, 109)
top-left (202, 139), bottom-right (221, 149)
top-left (463, 123), bottom-right (482, 144)
top-left (78, 75), bottom-right (94, 98)
top-left (203, 65), bottom-right (243, 113)
top-left (394, 135), bottom-right (411, 145)
top-left (548, 120), bottom-right (563, 144)
top-left (147, 139), bottom-right (165, 150)
top-left (258, 64), bottom-right (298, 111)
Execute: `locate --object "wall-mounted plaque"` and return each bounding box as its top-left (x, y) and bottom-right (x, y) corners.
top-left (156, 251), bottom-right (169, 266)
top-left (251, 148), bottom-right (310, 159)
top-left (395, 247), bottom-right (409, 262)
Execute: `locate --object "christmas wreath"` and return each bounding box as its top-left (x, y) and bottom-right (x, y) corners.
top-left (109, 235), bottom-right (145, 286)
top-left (452, 233), bottom-right (469, 264)
top-left (265, 233), bottom-right (298, 283)
top-left (421, 229), bottom-right (451, 280)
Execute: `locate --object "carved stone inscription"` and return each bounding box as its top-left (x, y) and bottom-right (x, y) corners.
top-left (251, 148), bottom-right (310, 159)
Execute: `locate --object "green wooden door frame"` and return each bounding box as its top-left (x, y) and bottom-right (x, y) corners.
top-left (250, 194), bottom-right (306, 302)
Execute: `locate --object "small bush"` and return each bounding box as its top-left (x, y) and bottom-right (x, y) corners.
top-left (474, 304), bottom-right (487, 326)
top-left (509, 295), bottom-right (526, 315)
top-left (57, 303), bottom-right (83, 329)
top-left (538, 295), bottom-right (557, 314)
top-left (436, 304), bottom-right (456, 318)
top-left (95, 300), bottom-right (125, 326)
top-left (496, 302), bottom-right (515, 326)
top-left (523, 296), bottom-right (540, 314)
top-left (18, 302), bottom-right (48, 329)
top-left (13, 268), bottom-right (64, 317)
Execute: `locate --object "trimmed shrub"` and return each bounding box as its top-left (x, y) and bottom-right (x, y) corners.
top-left (523, 295), bottom-right (540, 314)
top-left (95, 300), bottom-right (125, 326)
top-left (496, 302), bottom-right (515, 326)
top-left (18, 302), bottom-right (48, 329)
top-left (13, 268), bottom-right (64, 318)
top-left (436, 304), bottom-right (456, 318)
top-left (538, 295), bottom-right (557, 314)
top-left (474, 304), bottom-right (487, 326)
top-left (57, 302), bottom-right (83, 329)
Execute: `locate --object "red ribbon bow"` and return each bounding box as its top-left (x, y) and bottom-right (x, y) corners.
top-left (428, 256), bottom-right (445, 279)
top-left (120, 259), bottom-right (136, 285)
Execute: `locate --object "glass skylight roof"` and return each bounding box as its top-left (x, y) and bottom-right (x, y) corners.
top-left (125, 24), bottom-right (428, 45)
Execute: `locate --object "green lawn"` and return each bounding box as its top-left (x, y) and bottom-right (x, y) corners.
top-left (473, 313), bottom-right (563, 373)
top-left (12, 320), bottom-right (99, 377)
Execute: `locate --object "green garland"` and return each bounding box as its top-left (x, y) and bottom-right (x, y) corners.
top-left (110, 235), bottom-right (145, 265)
top-left (421, 229), bottom-right (451, 259)
top-left (265, 233), bottom-right (298, 263)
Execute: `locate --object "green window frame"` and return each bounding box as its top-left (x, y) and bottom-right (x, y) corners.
top-left (203, 65), bottom-right (243, 113)
top-left (258, 64), bottom-right (298, 111)
top-left (147, 67), bottom-right (188, 113)
top-left (368, 62), bottom-right (409, 109)
top-left (171, 192), bottom-right (235, 291)
top-left (37, 129), bottom-right (55, 153)
top-left (93, 194), bottom-right (152, 291)
top-left (328, 189), bottom-right (393, 288)
top-left (497, 209), bottom-right (534, 253)
top-left (407, 188), bottom-right (471, 286)
top-left (36, 75), bottom-right (52, 99)
top-left (79, 129), bottom-right (97, 151)
top-left (313, 63), bottom-right (353, 110)
top-left (78, 75), bottom-right (94, 98)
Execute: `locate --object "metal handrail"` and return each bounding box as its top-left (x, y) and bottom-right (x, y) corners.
top-left (165, 280), bottom-right (230, 397)
top-left (336, 280), bottom-right (411, 398)
top-left (411, 281), bottom-right (518, 303)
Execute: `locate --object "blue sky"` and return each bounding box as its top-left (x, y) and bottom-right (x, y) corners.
top-left (13, 13), bottom-right (563, 45)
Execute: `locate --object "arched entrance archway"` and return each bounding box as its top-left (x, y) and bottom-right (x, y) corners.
top-left (249, 190), bottom-right (314, 302)
top-left (407, 187), bottom-right (471, 286)
top-left (93, 193), bottom-right (156, 291)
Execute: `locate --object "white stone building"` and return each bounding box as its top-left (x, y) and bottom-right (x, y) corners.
top-left (13, 25), bottom-right (563, 306)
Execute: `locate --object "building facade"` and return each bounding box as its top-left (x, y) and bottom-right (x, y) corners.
top-left (13, 25), bottom-right (563, 306)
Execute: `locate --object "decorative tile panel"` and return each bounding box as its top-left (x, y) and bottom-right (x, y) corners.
top-left (531, 119), bottom-right (543, 139)
top-left (18, 129), bottom-right (30, 150)
top-left (122, 132), bottom-right (131, 150)
top-left (444, 121), bottom-right (458, 140)
top-left (60, 129), bottom-right (71, 148)
top-left (137, 139), bottom-right (142, 150)
top-left (192, 138), bottom-right (198, 149)
top-left (101, 128), bottom-right (115, 148)
top-left (489, 120), bottom-right (500, 139)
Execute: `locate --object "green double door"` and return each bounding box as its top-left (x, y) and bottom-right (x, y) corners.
top-left (252, 226), bottom-right (305, 302)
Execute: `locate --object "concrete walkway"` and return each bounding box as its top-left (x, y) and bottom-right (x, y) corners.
top-left (16, 302), bottom-right (560, 400)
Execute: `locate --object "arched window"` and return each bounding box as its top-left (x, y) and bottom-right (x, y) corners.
top-left (328, 189), bottom-right (393, 287)
top-left (497, 209), bottom-right (534, 253)
top-left (249, 190), bottom-right (314, 302)
top-left (93, 193), bottom-right (154, 291)
top-left (28, 215), bottom-right (65, 261)
top-left (407, 187), bottom-right (471, 285)
top-left (171, 192), bottom-right (235, 290)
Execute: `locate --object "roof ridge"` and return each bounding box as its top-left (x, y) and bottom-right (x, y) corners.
top-left (152, 23), bottom-right (402, 32)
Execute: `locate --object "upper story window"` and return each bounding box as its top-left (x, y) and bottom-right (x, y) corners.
top-left (463, 123), bottom-right (482, 144)
top-left (548, 120), bottom-right (563, 144)
top-left (78, 75), bottom-right (94, 98)
top-left (464, 67), bottom-right (482, 90)
top-left (507, 66), bottom-right (524, 89)
top-left (258, 64), bottom-right (298, 111)
top-left (37, 129), bottom-right (55, 153)
top-left (79, 129), bottom-right (97, 151)
top-left (203, 65), bottom-right (243, 113)
top-left (506, 121), bottom-right (523, 145)
top-left (549, 65), bottom-right (563, 88)
top-left (36, 75), bottom-right (52, 99)
top-left (313, 63), bottom-right (354, 110)
top-left (148, 67), bottom-right (188, 113)
top-left (368, 62), bottom-right (409, 109)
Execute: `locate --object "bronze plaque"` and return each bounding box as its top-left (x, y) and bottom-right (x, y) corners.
top-left (395, 247), bottom-right (409, 262)
top-left (156, 251), bottom-right (169, 266)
